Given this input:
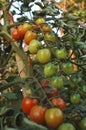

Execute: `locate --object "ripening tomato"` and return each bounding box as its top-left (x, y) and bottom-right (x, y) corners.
top-left (57, 122), bottom-right (76, 130)
top-left (21, 97), bottom-right (36, 115)
top-left (24, 30), bottom-right (37, 45)
top-left (51, 98), bottom-right (66, 110)
top-left (50, 76), bottom-right (64, 89)
top-left (30, 105), bottom-right (46, 125)
top-left (42, 24), bottom-right (52, 33)
top-left (37, 49), bottom-right (51, 64)
top-left (32, 24), bottom-right (40, 32)
top-left (28, 40), bottom-right (42, 54)
top-left (32, 98), bottom-right (40, 105)
top-left (79, 117), bottom-right (86, 130)
top-left (45, 108), bottom-right (64, 128)
top-left (11, 28), bottom-right (20, 40)
top-left (44, 63), bottom-right (57, 77)
top-left (17, 23), bottom-right (31, 39)
top-left (35, 18), bottom-right (45, 27)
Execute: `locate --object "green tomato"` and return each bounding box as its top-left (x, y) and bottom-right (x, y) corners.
top-left (79, 117), bottom-right (86, 130)
top-left (70, 93), bottom-right (81, 104)
top-left (55, 48), bottom-right (67, 59)
top-left (37, 49), bottom-right (51, 64)
top-left (61, 62), bottom-right (74, 75)
top-left (44, 33), bottom-right (56, 42)
top-left (57, 122), bottom-right (76, 130)
top-left (50, 76), bottom-right (64, 89)
top-left (44, 63), bottom-right (57, 77)
top-left (28, 40), bottom-right (42, 54)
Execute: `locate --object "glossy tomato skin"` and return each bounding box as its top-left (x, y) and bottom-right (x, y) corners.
top-left (30, 105), bottom-right (46, 125)
top-left (24, 30), bottom-right (37, 45)
top-left (37, 49), bottom-right (51, 64)
top-left (51, 98), bottom-right (66, 110)
top-left (21, 97), bottom-right (36, 115)
top-left (44, 63), bottom-right (57, 77)
top-left (45, 108), bottom-right (64, 128)
top-left (57, 122), bottom-right (76, 130)
top-left (11, 28), bottom-right (20, 40)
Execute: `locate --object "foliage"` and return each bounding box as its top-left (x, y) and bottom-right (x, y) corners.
top-left (0, 0), bottom-right (86, 130)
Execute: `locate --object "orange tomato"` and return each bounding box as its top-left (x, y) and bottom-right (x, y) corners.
top-left (24, 30), bottom-right (37, 45)
top-left (45, 108), bottom-right (64, 128)
top-left (30, 105), bottom-right (46, 125)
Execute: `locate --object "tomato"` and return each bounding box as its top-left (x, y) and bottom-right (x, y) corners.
top-left (17, 23), bottom-right (31, 39)
top-left (45, 108), bottom-right (64, 128)
top-left (55, 48), bottom-right (67, 59)
top-left (61, 62), bottom-right (74, 75)
top-left (51, 98), bottom-right (66, 110)
top-left (30, 105), bottom-right (46, 125)
top-left (44, 63), bottom-right (57, 77)
top-left (40, 80), bottom-right (49, 86)
top-left (24, 30), bottom-right (37, 45)
top-left (44, 33), bottom-right (56, 42)
top-left (42, 24), bottom-right (52, 33)
top-left (50, 76), bottom-right (64, 89)
top-left (32, 24), bottom-right (40, 31)
top-left (79, 117), bottom-right (86, 130)
top-left (47, 88), bottom-right (59, 98)
top-left (70, 93), bottom-right (81, 104)
top-left (32, 98), bottom-right (40, 104)
top-left (37, 49), bottom-right (51, 64)
top-left (57, 122), bottom-right (76, 130)
top-left (11, 28), bottom-right (20, 40)
top-left (35, 18), bottom-right (45, 27)
top-left (28, 40), bottom-right (42, 54)
top-left (21, 97), bottom-right (36, 115)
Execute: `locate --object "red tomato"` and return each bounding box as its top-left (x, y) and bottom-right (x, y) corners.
top-left (51, 98), bottom-right (66, 110)
top-left (17, 25), bottom-right (24, 39)
top-left (11, 28), bottom-right (20, 40)
top-left (47, 88), bottom-right (59, 98)
top-left (30, 105), bottom-right (46, 125)
top-left (21, 97), bottom-right (36, 115)
top-left (32, 98), bottom-right (40, 104)
top-left (40, 80), bottom-right (49, 86)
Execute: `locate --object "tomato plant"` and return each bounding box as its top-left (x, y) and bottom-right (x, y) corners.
top-left (47, 88), bottom-right (59, 98)
top-left (50, 76), bottom-right (64, 89)
top-left (28, 40), bottom-right (42, 54)
top-left (29, 105), bottom-right (46, 125)
top-left (21, 97), bottom-right (36, 115)
top-left (57, 122), bottom-right (76, 130)
top-left (24, 30), bottom-right (37, 45)
top-left (45, 108), bottom-right (64, 128)
top-left (51, 98), bottom-right (66, 110)
top-left (37, 48), bottom-right (51, 63)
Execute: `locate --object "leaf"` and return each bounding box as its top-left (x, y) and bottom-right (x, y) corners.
top-left (2, 92), bottom-right (17, 100)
